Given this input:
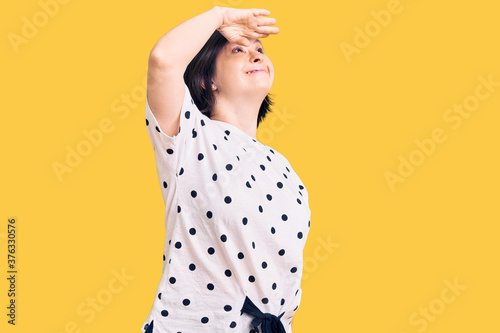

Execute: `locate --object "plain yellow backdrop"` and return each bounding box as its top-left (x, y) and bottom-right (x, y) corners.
top-left (1, 0), bottom-right (499, 332)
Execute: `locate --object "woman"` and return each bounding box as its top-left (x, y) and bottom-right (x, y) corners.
top-left (142, 6), bottom-right (311, 333)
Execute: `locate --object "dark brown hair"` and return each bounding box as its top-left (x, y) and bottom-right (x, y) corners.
top-left (183, 30), bottom-right (274, 128)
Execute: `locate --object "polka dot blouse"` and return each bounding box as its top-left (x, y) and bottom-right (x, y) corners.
top-left (141, 83), bottom-right (311, 333)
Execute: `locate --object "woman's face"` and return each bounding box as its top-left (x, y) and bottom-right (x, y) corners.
top-left (212, 38), bottom-right (274, 96)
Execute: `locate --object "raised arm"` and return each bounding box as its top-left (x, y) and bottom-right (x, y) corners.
top-left (147, 7), bottom-right (224, 137)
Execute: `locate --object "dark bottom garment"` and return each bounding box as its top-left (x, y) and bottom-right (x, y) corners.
top-left (143, 296), bottom-right (286, 333)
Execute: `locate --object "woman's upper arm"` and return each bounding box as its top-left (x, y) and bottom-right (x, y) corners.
top-left (146, 55), bottom-right (186, 138)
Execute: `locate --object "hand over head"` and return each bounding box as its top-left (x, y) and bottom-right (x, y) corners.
top-left (216, 7), bottom-right (279, 47)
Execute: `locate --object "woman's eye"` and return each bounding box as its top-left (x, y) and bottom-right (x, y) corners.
top-left (233, 47), bottom-right (264, 54)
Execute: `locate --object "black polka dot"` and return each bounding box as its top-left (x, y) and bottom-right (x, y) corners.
top-left (207, 211), bottom-right (213, 218)
top-left (262, 261), bottom-right (267, 269)
top-left (169, 277), bottom-right (176, 284)
top-left (291, 267), bottom-right (297, 273)
top-left (260, 164), bottom-right (265, 171)
top-left (224, 196), bottom-right (232, 204)
top-left (251, 175), bottom-right (256, 181)
top-left (237, 252), bottom-right (244, 259)
top-left (179, 167), bottom-right (184, 175)
top-left (277, 182), bottom-right (283, 188)
top-left (177, 205), bottom-right (181, 213)
top-left (246, 181), bottom-right (251, 188)
top-left (208, 247), bottom-right (215, 255)
top-left (298, 232), bottom-right (303, 239)
top-left (220, 234), bottom-right (227, 242)
top-left (161, 310), bottom-right (169, 317)
top-left (212, 173), bottom-right (217, 181)
top-left (201, 317), bottom-right (209, 324)
top-left (166, 148), bottom-right (174, 155)
top-left (146, 118), bottom-right (149, 126)
top-left (278, 249), bottom-right (285, 256)
top-left (271, 227), bottom-right (275, 234)
top-left (230, 321), bottom-right (237, 328)
top-left (192, 128), bottom-right (197, 138)
top-left (299, 184), bottom-right (304, 190)
top-left (213, 144), bottom-right (217, 150)
top-left (207, 283), bottom-right (214, 290)
top-left (185, 111), bottom-right (191, 119)
top-left (189, 263), bottom-right (196, 271)
top-left (252, 241), bottom-right (255, 249)
top-left (249, 275), bottom-right (255, 282)
top-left (191, 190), bottom-right (197, 198)
top-left (242, 217), bottom-right (248, 225)
top-left (198, 153), bottom-right (204, 160)
top-left (225, 269), bottom-right (232, 277)
top-left (282, 214), bottom-right (288, 221)
top-left (262, 298), bottom-right (269, 304)
top-left (175, 242), bottom-right (182, 249)
top-left (224, 305), bottom-right (232, 311)
top-left (158, 292), bottom-right (162, 299)
top-left (163, 181), bottom-right (168, 188)
top-left (297, 198), bottom-right (302, 204)
top-left (266, 194), bottom-right (272, 201)
top-left (226, 164), bottom-right (233, 171)
top-left (258, 205), bottom-right (263, 213)
top-left (155, 126), bottom-right (160, 133)
top-left (281, 298), bottom-right (285, 305)
top-left (183, 299), bottom-right (190, 306)
top-left (272, 283), bottom-right (277, 290)
top-left (189, 228), bottom-right (196, 235)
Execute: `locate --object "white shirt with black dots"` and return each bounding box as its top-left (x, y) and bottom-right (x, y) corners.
top-left (141, 83), bottom-right (311, 333)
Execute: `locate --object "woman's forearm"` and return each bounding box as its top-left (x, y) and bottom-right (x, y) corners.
top-left (149, 7), bottom-right (224, 69)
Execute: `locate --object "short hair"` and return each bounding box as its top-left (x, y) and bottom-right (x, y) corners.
top-left (183, 30), bottom-right (274, 128)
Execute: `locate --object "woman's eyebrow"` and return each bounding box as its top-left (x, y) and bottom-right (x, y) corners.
top-left (229, 40), bottom-right (264, 50)
top-left (255, 39), bottom-right (264, 50)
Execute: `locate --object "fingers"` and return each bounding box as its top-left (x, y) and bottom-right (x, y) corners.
top-left (256, 26), bottom-right (279, 35)
top-left (254, 8), bottom-right (271, 16)
top-left (257, 17), bottom-right (277, 26)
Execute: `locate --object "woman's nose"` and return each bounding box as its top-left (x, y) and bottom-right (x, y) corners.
top-left (251, 54), bottom-right (263, 62)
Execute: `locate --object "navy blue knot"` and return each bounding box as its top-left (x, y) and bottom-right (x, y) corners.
top-left (241, 296), bottom-right (286, 333)
top-left (144, 319), bottom-right (154, 333)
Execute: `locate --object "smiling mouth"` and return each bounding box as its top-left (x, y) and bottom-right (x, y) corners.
top-left (245, 70), bottom-right (266, 74)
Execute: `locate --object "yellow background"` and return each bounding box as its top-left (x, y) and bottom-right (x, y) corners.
top-left (1, 0), bottom-right (499, 332)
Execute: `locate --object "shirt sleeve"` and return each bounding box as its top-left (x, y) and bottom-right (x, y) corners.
top-left (145, 82), bottom-right (203, 174)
